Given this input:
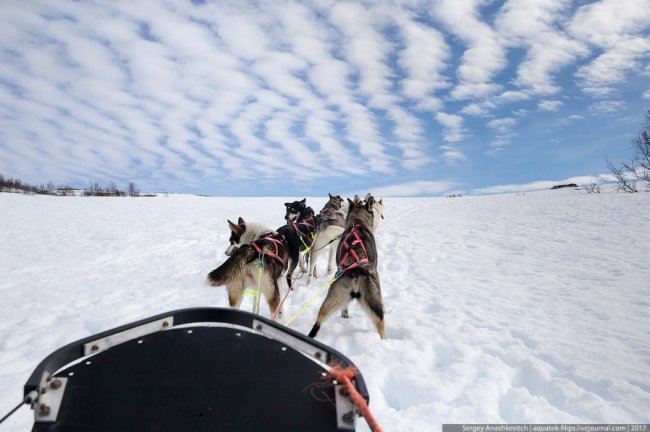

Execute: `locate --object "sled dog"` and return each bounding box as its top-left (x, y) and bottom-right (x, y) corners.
top-left (308, 194), bottom-right (385, 339)
top-left (308, 193), bottom-right (348, 283)
top-left (276, 198), bottom-right (317, 288)
top-left (206, 217), bottom-right (287, 317)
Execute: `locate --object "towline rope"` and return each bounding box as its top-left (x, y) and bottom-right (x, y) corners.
top-left (283, 269), bottom-right (342, 327)
top-left (328, 366), bottom-right (383, 432)
top-left (271, 267), bottom-right (305, 321)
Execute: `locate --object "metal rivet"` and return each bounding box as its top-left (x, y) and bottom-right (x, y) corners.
top-left (38, 404), bottom-right (51, 417)
top-left (91, 344), bottom-right (99, 352)
top-left (314, 352), bottom-right (322, 360)
top-left (342, 411), bottom-right (354, 424)
top-left (256, 324), bottom-right (263, 331)
top-left (49, 379), bottom-right (62, 390)
top-left (162, 321), bottom-right (170, 328)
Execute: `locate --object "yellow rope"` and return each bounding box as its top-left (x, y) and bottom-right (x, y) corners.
top-left (283, 275), bottom-right (337, 327)
top-left (244, 266), bottom-right (263, 315)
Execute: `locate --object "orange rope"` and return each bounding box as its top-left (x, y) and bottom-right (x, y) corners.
top-left (329, 366), bottom-right (383, 432)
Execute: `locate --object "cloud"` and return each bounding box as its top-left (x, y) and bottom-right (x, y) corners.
top-left (370, 180), bottom-right (458, 197)
top-left (396, 14), bottom-right (450, 110)
top-left (644, 89), bottom-right (650, 100)
top-left (537, 100), bottom-right (564, 112)
top-left (495, 0), bottom-right (588, 95)
top-left (432, 0), bottom-right (506, 100)
top-left (588, 100), bottom-right (628, 115)
top-left (1, 0), bottom-right (649, 196)
top-left (556, 114), bottom-right (585, 126)
top-left (435, 112), bottom-right (468, 163)
top-left (436, 112), bottom-right (468, 143)
top-left (569, 0), bottom-right (650, 95)
top-left (486, 117), bottom-right (518, 151)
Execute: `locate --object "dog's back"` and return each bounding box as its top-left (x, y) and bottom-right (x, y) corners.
top-left (206, 245), bottom-right (257, 287)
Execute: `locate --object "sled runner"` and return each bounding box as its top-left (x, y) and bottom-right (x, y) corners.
top-left (22, 308), bottom-right (369, 431)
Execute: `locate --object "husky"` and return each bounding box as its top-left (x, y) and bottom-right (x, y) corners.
top-left (276, 199), bottom-right (317, 288)
top-left (206, 217), bottom-right (287, 317)
top-left (308, 194), bottom-right (385, 339)
top-left (308, 193), bottom-right (348, 284)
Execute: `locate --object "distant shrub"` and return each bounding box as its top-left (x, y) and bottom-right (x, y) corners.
top-left (607, 107), bottom-right (650, 192)
top-left (582, 182), bottom-right (601, 194)
top-left (1, 172), bottom-right (143, 198)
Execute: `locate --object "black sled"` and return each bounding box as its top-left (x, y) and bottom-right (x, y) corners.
top-left (22, 308), bottom-right (369, 431)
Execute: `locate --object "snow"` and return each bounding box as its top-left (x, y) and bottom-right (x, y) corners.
top-left (1, 190), bottom-right (649, 430)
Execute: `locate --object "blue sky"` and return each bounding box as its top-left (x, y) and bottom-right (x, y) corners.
top-left (0, 0), bottom-right (649, 197)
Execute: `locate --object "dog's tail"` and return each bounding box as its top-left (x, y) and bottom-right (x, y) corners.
top-left (206, 246), bottom-right (257, 287)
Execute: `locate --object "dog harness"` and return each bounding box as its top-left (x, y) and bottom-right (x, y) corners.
top-left (319, 204), bottom-right (339, 222)
top-left (291, 215), bottom-right (317, 247)
top-left (249, 233), bottom-right (287, 266)
top-left (336, 224), bottom-right (369, 273)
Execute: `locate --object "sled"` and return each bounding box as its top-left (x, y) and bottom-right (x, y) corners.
top-left (23, 308), bottom-right (369, 431)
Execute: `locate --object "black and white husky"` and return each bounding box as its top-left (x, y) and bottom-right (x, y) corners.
top-left (276, 199), bottom-right (317, 288)
top-left (308, 193), bottom-right (348, 284)
top-left (206, 217), bottom-right (287, 317)
top-left (308, 194), bottom-right (385, 339)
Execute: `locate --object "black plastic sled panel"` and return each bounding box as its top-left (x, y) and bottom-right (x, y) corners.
top-left (25, 308), bottom-right (368, 432)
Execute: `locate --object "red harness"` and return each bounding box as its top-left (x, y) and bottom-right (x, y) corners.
top-left (336, 224), bottom-right (369, 273)
top-left (249, 233), bottom-right (287, 266)
top-left (291, 215), bottom-right (317, 247)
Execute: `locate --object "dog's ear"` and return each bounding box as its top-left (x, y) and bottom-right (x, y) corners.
top-left (353, 194), bottom-right (361, 204)
top-left (379, 198), bottom-right (383, 205)
top-left (300, 198), bottom-right (306, 206)
top-left (328, 192), bottom-right (333, 199)
top-left (365, 192), bottom-right (372, 201)
top-left (237, 216), bottom-right (246, 226)
top-left (366, 196), bottom-right (375, 210)
top-left (347, 197), bottom-right (354, 207)
top-left (284, 202), bottom-right (290, 207)
top-left (337, 195), bottom-right (342, 201)
top-left (228, 219), bottom-right (238, 233)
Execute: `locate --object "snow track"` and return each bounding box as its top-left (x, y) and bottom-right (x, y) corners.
top-left (1, 190), bottom-right (649, 430)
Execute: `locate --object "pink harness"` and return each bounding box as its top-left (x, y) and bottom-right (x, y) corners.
top-left (291, 215), bottom-right (317, 247)
top-left (250, 233), bottom-right (287, 266)
top-left (336, 224), bottom-right (369, 272)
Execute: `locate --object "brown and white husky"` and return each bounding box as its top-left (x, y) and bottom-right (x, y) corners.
top-left (206, 217), bottom-right (287, 317)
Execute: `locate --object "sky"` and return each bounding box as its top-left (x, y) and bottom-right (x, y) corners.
top-left (0, 0), bottom-right (649, 197)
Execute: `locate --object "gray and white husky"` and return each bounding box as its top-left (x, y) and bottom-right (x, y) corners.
top-left (206, 217), bottom-right (287, 317)
top-left (308, 193), bottom-right (349, 284)
top-left (308, 194), bottom-right (385, 339)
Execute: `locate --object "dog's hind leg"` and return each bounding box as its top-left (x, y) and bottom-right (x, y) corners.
top-left (299, 251), bottom-right (308, 272)
top-left (285, 251), bottom-right (299, 289)
top-left (358, 273), bottom-right (385, 339)
top-left (327, 242), bottom-right (336, 274)
top-left (308, 246), bottom-right (319, 284)
top-left (308, 279), bottom-right (351, 338)
top-left (325, 226), bottom-right (343, 274)
top-left (226, 280), bottom-right (245, 309)
top-left (262, 264), bottom-right (282, 318)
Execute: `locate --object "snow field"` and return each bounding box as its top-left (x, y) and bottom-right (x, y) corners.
top-left (1, 190), bottom-right (649, 431)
